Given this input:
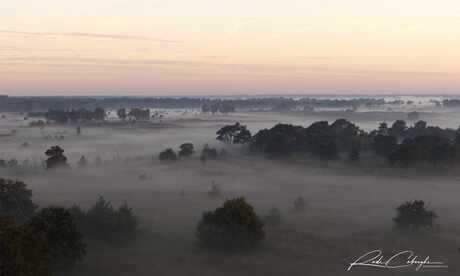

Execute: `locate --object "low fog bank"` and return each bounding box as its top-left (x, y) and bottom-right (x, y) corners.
top-left (1, 110), bottom-right (460, 276)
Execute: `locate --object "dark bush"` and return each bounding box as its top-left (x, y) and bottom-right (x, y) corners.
top-left (0, 220), bottom-right (50, 276)
top-left (77, 155), bottom-right (87, 167)
top-left (196, 197), bottom-right (265, 251)
top-left (0, 178), bottom-right (37, 222)
top-left (201, 144), bottom-right (218, 159)
top-left (29, 207), bottom-right (86, 272)
top-left (216, 122), bottom-right (252, 144)
top-left (45, 145), bottom-right (69, 169)
top-left (159, 148), bottom-right (177, 161)
top-left (393, 200), bottom-right (437, 232)
top-left (79, 196), bottom-right (139, 242)
top-left (179, 143), bottom-right (195, 157)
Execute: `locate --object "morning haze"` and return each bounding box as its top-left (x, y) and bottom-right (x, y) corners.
top-left (1, 1), bottom-right (460, 276)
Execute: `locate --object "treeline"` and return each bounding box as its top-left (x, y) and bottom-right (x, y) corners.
top-left (217, 119), bottom-right (460, 167)
top-left (0, 95), bottom-right (389, 112)
top-left (40, 107), bottom-right (156, 124)
top-left (45, 108), bottom-right (106, 123)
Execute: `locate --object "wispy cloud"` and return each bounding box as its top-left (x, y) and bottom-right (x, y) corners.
top-left (0, 30), bottom-right (180, 43)
top-left (1, 56), bottom-right (455, 78)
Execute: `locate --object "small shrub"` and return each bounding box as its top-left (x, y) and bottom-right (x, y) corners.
top-left (293, 197), bottom-right (307, 212)
top-left (45, 146), bottom-right (69, 169)
top-left (196, 197), bottom-right (265, 251)
top-left (264, 207), bottom-right (283, 227)
top-left (201, 144), bottom-right (218, 159)
top-left (77, 155), bottom-right (87, 168)
top-left (179, 143), bottom-right (194, 157)
top-left (159, 148), bottom-right (177, 161)
top-left (393, 200), bottom-right (437, 232)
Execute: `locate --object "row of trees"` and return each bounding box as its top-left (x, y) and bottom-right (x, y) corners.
top-left (216, 119), bottom-right (460, 167)
top-left (0, 95), bottom-right (390, 112)
top-left (158, 143), bottom-right (222, 163)
top-left (45, 108), bottom-right (106, 124)
top-left (201, 103), bottom-right (235, 114)
top-left (116, 108), bottom-right (151, 121)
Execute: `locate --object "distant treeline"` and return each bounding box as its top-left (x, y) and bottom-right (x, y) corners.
top-left (0, 95), bottom-right (388, 112)
top-left (41, 107), bottom-right (158, 123)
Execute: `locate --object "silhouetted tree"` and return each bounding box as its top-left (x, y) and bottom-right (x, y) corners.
top-left (196, 198), bottom-right (265, 250)
top-left (179, 143), bottom-right (195, 157)
top-left (0, 220), bottom-right (50, 276)
top-left (117, 108), bottom-right (127, 120)
top-left (77, 155), bottom-right (87, 168)
top-left (393, 200), bottom-right (437, 232)
top-left (389, 120), bottom-right (407, 140)
top-left (29, 207), bottom-right (86, 272)
top-left (0, 178), bottom-right (37, 222)
top-left (159, 148), bottom-right (177, 161)
top-left (216, 122), bottom-right (252, 144)
top-left (377, 122), bottom-right (389, 136)
top-left (201, 144), bottom-right (218, 159)
top-left (81, 196), bottom-right (139, 242)
top-left (128, 108), bottom-right (150, 120)
top-left (93, 107), bottom-right (106, 121)
top-left (45, 146), bottom-right (69, 169)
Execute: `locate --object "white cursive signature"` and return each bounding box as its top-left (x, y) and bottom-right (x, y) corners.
top-left (347, 250), bottom-right (448, 271)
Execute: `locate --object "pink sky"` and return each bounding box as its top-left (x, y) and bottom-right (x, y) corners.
top-left (1, 0), bottom-right (460, 95)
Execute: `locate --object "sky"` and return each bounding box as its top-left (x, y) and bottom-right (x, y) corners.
top-left (1, 0), bottom-right (460, 96)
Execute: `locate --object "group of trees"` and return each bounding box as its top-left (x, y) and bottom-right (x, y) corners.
top-left (69, 197), bottom-right (139, 242)
top-left (216, 122), bottom-right (252, 144)
top-left (242, 118), bottom-right (460, 167)
top-left (158, 143), bottom-right (196, 161)
top-left (0, 158), bottom-right (21, 168)
top-left (0, 179), bottom-right (86, 275)
top-left (45, 108), bottom-right (106, 124)
top-left (393, 200), bottom-right (437, 232)
top-left (201, 103), bottom-right (235, 114)
top-left (0, 178), bottom-right (140, 275)
top-left (117, 108), bottom-right (151, 121)
top-left (158, 143), bottom-right (225, 163)
top-left (196, 198), bottom-right (265, 251)
top-left (249, 119), bottom-right (363, 160)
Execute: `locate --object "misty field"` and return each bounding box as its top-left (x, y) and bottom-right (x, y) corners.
top-left (1, 110), bottom-right (460, 276)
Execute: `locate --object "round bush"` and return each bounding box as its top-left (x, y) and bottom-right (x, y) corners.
top-left (196, 197), bottom-right (265, 251)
